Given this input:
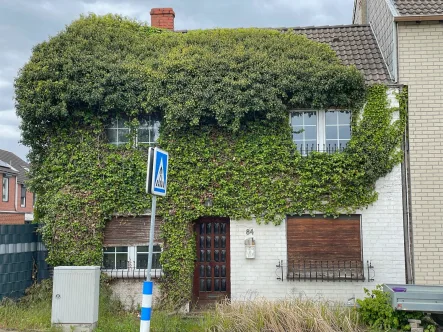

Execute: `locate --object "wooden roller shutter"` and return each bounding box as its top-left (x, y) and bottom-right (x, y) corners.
top-left (286, 215), bottom-right (362, 263)
top-left (103, 216), bottom-right (162, 247)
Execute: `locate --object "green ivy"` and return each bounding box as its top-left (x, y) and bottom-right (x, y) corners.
top-left (15, 15), bottom-right (407, 308)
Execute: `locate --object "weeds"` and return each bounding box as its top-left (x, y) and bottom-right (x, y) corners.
top-left (209, 298), bottom-right (366, 332)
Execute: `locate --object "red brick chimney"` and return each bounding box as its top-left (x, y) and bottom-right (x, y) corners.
top-left (150, 8), bottom-right (175, 30)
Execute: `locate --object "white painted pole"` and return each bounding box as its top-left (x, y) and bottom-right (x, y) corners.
top-left (140, 195), bottom-right (157, 332)
top-left (146, 195), bottom-right (157, 282)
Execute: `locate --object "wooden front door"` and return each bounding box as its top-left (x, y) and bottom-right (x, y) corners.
top-left (193, 217), bottom-right (230, 306)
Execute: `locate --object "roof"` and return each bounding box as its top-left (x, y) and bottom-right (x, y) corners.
top-left (177, 24), bottom-right (392, 85)
top-left (0, 149), bottom-right (29, 184)
top-left (289, 25), bottom-right (392, 85)
top-left (393, 0), bottom-right (443, 16)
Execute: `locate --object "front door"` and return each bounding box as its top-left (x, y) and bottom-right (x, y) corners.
top-left (193, 217), bottom-right (230, 307)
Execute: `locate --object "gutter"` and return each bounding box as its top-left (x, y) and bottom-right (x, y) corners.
top-left (395, 15), bottom-right (443, 22)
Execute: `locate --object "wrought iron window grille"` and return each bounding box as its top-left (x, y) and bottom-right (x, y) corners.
top-left (276, 260), bottom-right (375, 282)
top-left (101, 259), bottom-right (163, 280)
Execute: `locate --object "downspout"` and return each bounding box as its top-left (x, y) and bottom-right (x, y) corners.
top-left (14, 176), bottom-right (18, 211)
top-left (401, 87), bottom-right (415, 284)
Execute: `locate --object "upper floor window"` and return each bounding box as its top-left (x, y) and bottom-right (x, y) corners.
top-left (291, 110), bottom-right (351, 155)
top-left (106, 115), bottom-right (160, 146)
top-left (2, 176), bottom-right (9, 202)
top-left (20, 184), bottom-right (26, 207)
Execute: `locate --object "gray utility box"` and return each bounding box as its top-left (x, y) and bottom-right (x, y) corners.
top-left (51, 266), bottom-right (100, 331)
top-left (384, 284), bottom-right (443, 313)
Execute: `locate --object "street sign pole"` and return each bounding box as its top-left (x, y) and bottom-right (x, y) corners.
top-left (140, 147), bottom-right (168, 332)
top-left (146, 195), bottom-right (156, 282)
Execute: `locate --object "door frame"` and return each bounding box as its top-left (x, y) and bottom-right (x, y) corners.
top-left (192, 216), bottom-right (231, 306)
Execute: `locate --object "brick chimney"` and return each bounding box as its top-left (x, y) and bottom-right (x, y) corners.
top-left (150, 8), bottom-right (175, 30)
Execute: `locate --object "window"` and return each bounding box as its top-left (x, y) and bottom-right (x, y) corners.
top-left (136, 245), bottom-right (162, 269)
top-left (102, 245), bottom-right (162, 270)
top-left (291, 110), bottom-right (351, 155)
top-left (106, 115), bottom-right (160, 146)
top-left (2, 176), bottom-right (9, 202)
top-left (103, 246), bottom-right (128, 269)
top-left (286, 215), bottom-right (364, 281)
top-left (20, 184), bottom-right (26, 207)
top-left (106, 118), bottom-right (130, 146)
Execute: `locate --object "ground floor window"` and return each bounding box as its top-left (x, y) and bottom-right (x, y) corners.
top-left (286, 215), bottom-right (363, 281)
top-left (102, 245), bottom-right (162, 270)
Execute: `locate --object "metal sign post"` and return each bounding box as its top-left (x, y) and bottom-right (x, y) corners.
top-left (140, 147), bottom-right (168, 332)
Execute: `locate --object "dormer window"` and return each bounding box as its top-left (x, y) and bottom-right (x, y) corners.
top-left (291, 110), bottom-right (351, 155)
top-left (106, 115), bottom-right (160, 147)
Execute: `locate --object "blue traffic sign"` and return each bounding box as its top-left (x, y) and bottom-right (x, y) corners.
top-left (148, 147), bottom-right (168, 196)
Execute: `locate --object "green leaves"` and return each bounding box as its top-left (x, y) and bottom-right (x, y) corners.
top-left (15, 14), bottom-right (405, 308)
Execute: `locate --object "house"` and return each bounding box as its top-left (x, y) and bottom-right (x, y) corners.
top-left (101, 7), bottom-right (408, 308)
top-left (353, 0), bottom-right (443, 287)
top-left (0, 149), bottom-right (34, 225)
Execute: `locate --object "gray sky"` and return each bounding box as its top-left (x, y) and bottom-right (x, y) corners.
top-left (0, 0), bottom-right (354, 160)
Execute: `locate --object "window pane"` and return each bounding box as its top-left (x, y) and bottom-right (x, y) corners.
top-left (116, 253), bottom-right (128, 268)
top-left (106, 129), bottom-right (117, 144)
top-left (326, 140), bottom-right (339, 150)
top-left (137, 128), bottom-right (150, 143)
top-left (338, 111), bottom-right (351, 124)
top-left (325, 111), bottom-right (338, 125)
top-left (339, 126), bottom-right (351, 140)
top-left (103, 247), bottom-right (115, 253)
top-left (138, 246), bottom-right (149, 252)
top-left (325, 126), bottom-right (338, 139)
top-left (291, 112), bottom-right (303, 126)
top-left (304, 126), bottom-right (316, 140)
top-left (2, 177), bottom-right (8, 202)
top-left (116, 246), bottom-right (128, 252)
top-left (103, 254), bottom-right (115, 269)
top-left (303, 112), bottom-right (317, 125)
top-left (153, 122), bottom-right (160, 141)
top-left (117, 129), bottom-right (130, 144)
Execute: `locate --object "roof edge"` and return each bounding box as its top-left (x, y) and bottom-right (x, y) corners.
top-left (175, 24), bottom-right (372, 34)
top-left (394, 14), bottom-right (443, 22)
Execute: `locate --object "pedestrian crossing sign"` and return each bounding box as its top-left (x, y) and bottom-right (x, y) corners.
top-left (146, 147), bottom-right (168, 196)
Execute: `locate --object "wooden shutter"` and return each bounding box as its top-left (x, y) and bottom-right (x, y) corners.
top-left (286, 215), bottom-right (361, 263)
top-left (103, 216), bottom-right (161, 247)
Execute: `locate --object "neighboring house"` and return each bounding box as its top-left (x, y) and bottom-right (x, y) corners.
top-left (104, 8), bottom-right (408, 307)
top-left (0, 149), bottom-right (34, 225)
top-left (353, 0), bottom-right (443, 286)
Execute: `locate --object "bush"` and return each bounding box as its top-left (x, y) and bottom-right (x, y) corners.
top-left (357, 285), bottom-right (433, 331)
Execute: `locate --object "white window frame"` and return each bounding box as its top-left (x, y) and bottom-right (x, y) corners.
top-left (290, 109), bottom-right (351, 154)
top-left (103, 246), bottom-right (129, 269)
top-left (2, 176), bottom-right (9, 202)
top-left (106, 115), bottom-right (160, 147)
top-left (20, 184), bottom-right (26, 207)
top-left (102, 245), bottom-right (163, 278)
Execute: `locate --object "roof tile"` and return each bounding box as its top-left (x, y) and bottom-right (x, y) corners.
top-left (393, 0), bottom-right (443, 16)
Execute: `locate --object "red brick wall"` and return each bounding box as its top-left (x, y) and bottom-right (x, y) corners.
top-left (150, 8), bottom-right (175, 30)
top-left (0, 174), bottom-right (17, 212)
top-left (17, 187), bottom-right (34, 213)
top-left (0, 213), bottom-right (25, 224)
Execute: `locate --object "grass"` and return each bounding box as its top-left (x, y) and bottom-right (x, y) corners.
top-left (0, 280), bottom-right (367, 332)
top-left (0, 279), bottom-right (211, 332)
top-left (210, 298), bottom-right (368, 332)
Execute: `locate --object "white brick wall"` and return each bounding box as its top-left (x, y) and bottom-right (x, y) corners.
top-left (230, 164), bottom-right (405, 304)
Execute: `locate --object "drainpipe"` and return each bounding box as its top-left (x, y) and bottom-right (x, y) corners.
top-left (393, 22), bottom-right (399, 82)
top-left (14, 176), bottom-right (18, 211)
top-left (401, 87), bottom-right (415, 284)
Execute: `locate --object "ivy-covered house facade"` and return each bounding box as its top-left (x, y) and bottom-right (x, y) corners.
top-left (15, 7), bottom-right (409, 308)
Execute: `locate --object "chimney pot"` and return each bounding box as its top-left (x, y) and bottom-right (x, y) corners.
top-left (150, 7), bottom-right (175, 30)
